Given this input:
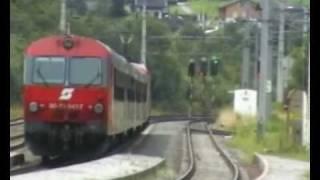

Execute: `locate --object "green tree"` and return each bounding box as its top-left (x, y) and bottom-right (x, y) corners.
top-left (111, 0), bottom-right (126, 17)
top-left (288, 47), bottom-right (307, 90)
top-left (10, 0), bottom-right (245, 113)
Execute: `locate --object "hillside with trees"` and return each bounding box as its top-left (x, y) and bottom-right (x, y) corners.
top-left (10, 0), bottom-right (308, 114)
top-left (10, 0), bottom-right (248, 114)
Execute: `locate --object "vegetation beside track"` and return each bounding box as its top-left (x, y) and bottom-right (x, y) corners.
top-left (10, 0), bottom-right (309, 115)
top-left (169, 5), bottom-right (189, 15)
top-left (303, 170), bottom-right (310, 180)
top-left (215, 106), bottom-right (309, 163)
top-left (141, 166), bottom-right (176, 180)
top-left (188, 0), bottom-right (221, 17)
top-left (10, 104), bottom-right (23, 120)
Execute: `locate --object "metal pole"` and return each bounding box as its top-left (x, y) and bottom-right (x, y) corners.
top-left (59, 0), bottom-right (66, 33)
top-left (276, 3), bottom-right (285, 103)
top-left (253, 27), bottom-right (260, 90)
top-left (141, 0), bottom-right (147, 64)
top-left (304, 9), bottom-right (309, 149)
top-left (189, 78), bottom-right (193, 118)
top-left (241, 24), bottom-right (250, 89)
top-left (306, 36), bottom-right (310, 150)
top-left (257, 0), bottom-right (271, 140)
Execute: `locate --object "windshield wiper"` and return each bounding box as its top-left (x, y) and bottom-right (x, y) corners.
top-left (36, 67), bottom-right (49, 87)
top-left (85, 72), bottom-right (101, 88)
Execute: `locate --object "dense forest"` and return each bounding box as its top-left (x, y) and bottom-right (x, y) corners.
top-left (10, 0), bottom-right (307, 113)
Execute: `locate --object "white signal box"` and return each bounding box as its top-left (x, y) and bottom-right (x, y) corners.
top-left (233, 89), bottom-right (257, 116)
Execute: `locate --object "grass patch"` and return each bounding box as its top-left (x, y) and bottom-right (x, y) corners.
top-left (123, 162), bottom-right (176, 180)
top-left (224, 107), bottom-right (309, 162)
top-left (151, 107), bottom-right (174, 116)
top-left (188, 0), bottom-right (221, 17)
top-left (303, 170), bottom-right (310, 180)
top-left (10, 104), bottom-right (23, 120)
top-left (214, 106), bottom-right (239, 129)
top-left (169, 5), bottom-right (189, 15)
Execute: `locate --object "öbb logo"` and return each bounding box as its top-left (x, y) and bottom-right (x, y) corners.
top-left (59, 88), bottom-right (75, 100)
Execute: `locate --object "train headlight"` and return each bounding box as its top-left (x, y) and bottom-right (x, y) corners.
top-left (29, 102), bottom-right (38, 112)
top-left (63, 36), bottom-right (74, 50)
top-left (94, 103), bottom-right (103, 114)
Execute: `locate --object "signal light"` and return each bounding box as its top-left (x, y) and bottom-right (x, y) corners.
top-left (210, 56), bottom-right (220, 76)
top-left (188, 57), bottom-right (220, 77)
top-left (201, 58), bottom-right (208, 76)
top-left (63, 36), bottom-right (74, 50)
top-left (188, 60), bottom-right (195, 77)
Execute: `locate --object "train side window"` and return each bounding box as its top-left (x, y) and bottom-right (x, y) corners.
top-left (136, 82), bottom-right (141, 103)
top-left (128, 88), bottom-right (134, 102)
top-left (114, 86), bottom-right (124, 101)
top-left (114, 69), bottom-right (125, 101)
top-left (140, 84), bottom-right (146, 103)
top-left (139, 82), bottom-right (145, 103)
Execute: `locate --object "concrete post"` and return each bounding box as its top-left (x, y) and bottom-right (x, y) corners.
top-left (59, 0), bottom-right (66, 33)
top-left (276, 3), bottom-right (285, 103)
top-left (141, 0), bottom-right (147, 64)
top-left (241, 24), bottom-right (251, 88)
top-left (257, 0), bottom-right (272, 139)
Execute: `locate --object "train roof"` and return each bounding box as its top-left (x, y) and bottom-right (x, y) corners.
top-left (25, 35), bottom-right (110, 57)
top-left (25, 34), bottom-right (150, 82)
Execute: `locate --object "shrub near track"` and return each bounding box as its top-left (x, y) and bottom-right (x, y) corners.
top-left (10, 104), bottom-right (23, 120)
top-left (188, 0), bottom-right (221, 17)
top-left (216, 107), bottom-right (309, 162)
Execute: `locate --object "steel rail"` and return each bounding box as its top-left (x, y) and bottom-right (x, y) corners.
top-left (177, 120), bottom-right (240, 180)
top-left (10, 117), bottom-right (25, 151)
top-left (205, 123), bottom-right (240, 180)
top-left (10, 118), bottom-right (24, 126)
top-left (10, 131), bottom-right (25, 151)
top-left (176, 120), bottom-right (195, 180)
top-left (148, 115), bottom-right (212, 123)
top-left (10, 117), bottom-right (25, 167)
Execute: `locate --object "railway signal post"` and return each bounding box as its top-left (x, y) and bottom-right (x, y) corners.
top-left (187, 56), bottom-right (220, 117)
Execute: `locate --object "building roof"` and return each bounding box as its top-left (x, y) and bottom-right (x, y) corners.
top-left (135, 0), bottom-right (168, 9)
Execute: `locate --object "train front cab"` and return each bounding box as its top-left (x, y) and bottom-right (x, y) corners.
top-left (23, 55), bottom-right (111, 156)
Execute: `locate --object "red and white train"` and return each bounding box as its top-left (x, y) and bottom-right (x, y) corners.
top-left (23, 34), bottom-right (151, 158)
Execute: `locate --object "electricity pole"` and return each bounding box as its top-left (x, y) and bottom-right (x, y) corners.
top-left (303, 8), bottom-right (310, 149)
top-left (241, 24), bottom-right (251, 88)
top-left (306, 39), bottom-right (310, 150)
top-left (257, 0), bottom-right (272, 140)
top-left (59, 0), bottom-right (67, 33)
top-left (141, 0), bottom-right (147, 64)
top-left (253, 27), bottom-right (260, 90)
top-left (276, 3), bottom-right (285, 103)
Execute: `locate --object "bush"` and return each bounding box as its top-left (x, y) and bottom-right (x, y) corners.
top-left (228, 109), bottom-right (309, 161)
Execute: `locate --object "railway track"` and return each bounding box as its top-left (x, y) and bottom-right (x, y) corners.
top-left (10, 118), bottom-right (25, 152)
top-left (9, 114), bottom-right (209, 152)
top-left (10, 117), bottom-right (28, 171)
top-left (10, 120), bottom-right (149, 176)
top-left (11, 115), bottom-right (237, 179)
top-left (177, 120), bottom-right (240, 180)
top-left (148, 114), bottom-right (212, 123)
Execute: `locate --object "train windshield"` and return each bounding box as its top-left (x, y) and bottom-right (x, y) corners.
top-left (30, 57), bottom-right (103, 86)
top-left (32, 57), bottom-right (66, 84)
top-left (69, 57), bottom-right (102, 85)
